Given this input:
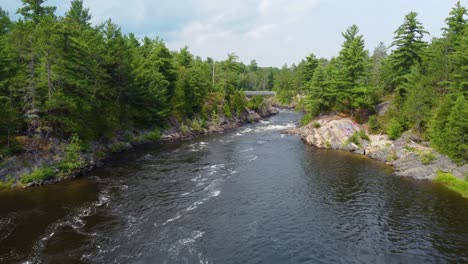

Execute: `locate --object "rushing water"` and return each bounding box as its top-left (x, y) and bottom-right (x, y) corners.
top-left (1, 110), bottom-right (468, 264)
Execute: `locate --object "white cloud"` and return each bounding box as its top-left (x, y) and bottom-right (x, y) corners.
top-left (3, 0), bottom-right (461, 67)
top-left (166, 0), bottom-right (321, 66)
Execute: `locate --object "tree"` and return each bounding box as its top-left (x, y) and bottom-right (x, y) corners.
top-left (17, 0), bottom-right (56, 24)
top-left (338, 25), bottom-right (369, 88)
top-left (389, 12), bottom-right (428, 88)
top-left (65, 0), bottom-right (91, 26)
top-left (431, 95), bottom-right (468, 163)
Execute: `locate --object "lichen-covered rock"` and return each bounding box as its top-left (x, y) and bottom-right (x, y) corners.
top-left (292, 115), bottom-right (361, 150)
top-left (292, 115), bottom-right (467, 181)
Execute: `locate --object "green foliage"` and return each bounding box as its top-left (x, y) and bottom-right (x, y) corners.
top-left (231, 91), bottom-right (247, 116)
top-left (300, 113), bottom-right (314, 126)
top-left (368, 115), bottom-right (380, 133)
top-left (0, 175), bottom-right (15, 188)
top-left (110, 142), bottom-right (128, 153)
top-left (190, 118), bottom-right (204, 133)
top-left (345, 130), bottom-right (370, 147)
top-left (180, 123), bottom-right (189, 135)
top-left (420, 151), bottom-right (437, 165)
top-left (143, 130), bottom-right (161, 142)
top-left (429, 95), bottom-right (467, 163)
top-left (435, 171), bottom-right (468, 198)
top-left (389, 11), bottom-right (428, 89)
top-left (313, 122), bottom-right (321, 129)
top-left (58, 134), bottom-right (85, 173)
top-left (223, 104), bottom-right (232, 118)
top-left (247, 96), bottom-right (265, 111)
top-left (211, 110), bottom-right (220, 128)
top-left (20, 167), bottom-right (55, 184)
top-left (387, 118), bottom-right (403, 140)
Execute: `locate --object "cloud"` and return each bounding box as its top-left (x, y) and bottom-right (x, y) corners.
top-left (165, 0), bottom-right (321, 66)
top-left (2, 0), bottom-right (462, 67)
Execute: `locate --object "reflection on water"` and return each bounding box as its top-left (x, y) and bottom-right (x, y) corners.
top-left (0, 110), bottom-right (467, 264)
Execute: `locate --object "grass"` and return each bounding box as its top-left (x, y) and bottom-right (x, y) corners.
top-left (434, 171), bottom-right (468, 198)
top-left (345, 130), bottom-right (370, 147)
top-left (20, 167), bottom-right (55, 184)
top-left (110, 142), bottom-right (128, 153)
top-left (0, 175), bottom-right (15, 189)
top-left (420, 152), bottom-right (437, 165)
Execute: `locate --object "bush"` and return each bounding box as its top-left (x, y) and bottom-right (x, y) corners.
top-left (180, 123), bottom-right (189, 135)
top-left (435, 171), bottom-right (468, 198)
top-left (368, 115), bottom-right (380, 134)
top-left (420, 151), bottom-right (436, 165)
top-left (211, 110), bottom-right (220, 127)
top-left (58, 134), bottom-right (85, 173)
top-left (190, 118), bottom-right (204, 133)
top-left (300, 113), bottom-right (313, 126)
top-left (313, 122), bottom-right (321, 129)
top-left (0, 175), bottom-right (15, 188)
top-left (20, 167), bottom-right (55, 184)
top-left (223, 104), bottom-right (232, 118)
top-left (231, 91), bottom-right (247, 116)
top-left (345, 130), bottom-right (370, 147)
top-left (247, 96), bottom-right (265, 111)
top-left (144, 130), bottom-right (161, 142)
top-left (387, 118), bottom-right (403, 140)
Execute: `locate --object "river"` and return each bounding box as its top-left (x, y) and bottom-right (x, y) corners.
top-left (0, 110), bottom-right (467, 264)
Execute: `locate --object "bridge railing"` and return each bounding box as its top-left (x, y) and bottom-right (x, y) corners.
top-left (244, 91), bottom-right (277, 97)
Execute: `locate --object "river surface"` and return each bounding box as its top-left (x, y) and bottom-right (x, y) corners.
top-left (1, 110), bottom-right (468, 264)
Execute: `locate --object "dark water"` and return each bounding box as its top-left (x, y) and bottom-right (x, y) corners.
top-left (1, 110), bottom-right (468, 264)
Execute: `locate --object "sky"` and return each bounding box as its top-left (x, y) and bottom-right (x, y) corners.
top-left (1, 0), bottom-right (466, 67)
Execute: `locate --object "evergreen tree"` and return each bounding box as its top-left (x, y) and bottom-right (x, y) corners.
top-left (389, 12), bottom-right (428, 88)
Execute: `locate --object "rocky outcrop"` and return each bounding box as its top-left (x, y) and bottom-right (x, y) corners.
top-left (291, 115), bottom-right (467, 181)
top-left (291, 116), bottom-right (364, 152)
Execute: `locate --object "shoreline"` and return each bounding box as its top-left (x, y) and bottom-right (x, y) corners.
top-left (290, 115), bottom-right (467, 183)
top-left (0, 106), bottom-right (279, 189)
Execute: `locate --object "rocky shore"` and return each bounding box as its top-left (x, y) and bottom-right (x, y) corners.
top-left (290, 115), bottom-right (467, 181)
top-left (0, 105), bottom-right (278, 188)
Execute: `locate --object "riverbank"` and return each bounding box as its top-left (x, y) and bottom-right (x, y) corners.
top-left (0, 105), bottom-right (279, 189)
top-left (290, 115), bottom-right (468, 195)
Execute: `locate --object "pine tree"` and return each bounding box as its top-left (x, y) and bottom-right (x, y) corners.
top-left (389, 12), bottom-right (429, 88)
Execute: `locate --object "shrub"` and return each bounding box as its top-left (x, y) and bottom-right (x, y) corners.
top-left (300, 113), bottom-right (313, 126)
top-left (223, 104), bottom-right (232, 118)
top-left (420, 151), bottom-right (436, 165)
top-left (345, 130), bottom-right (370, 147)
top-left (357, 129), bottom-right (370, 141)
top-left (387, 118), bottom-right (403, 140)
top-left (180, 123), bottom-right (189, 135)
top-left (247, 96), bottom-right (265, 111)
top-left (231, 91), bottom-right (247, 116)
top-left (313, 122), bottom-right (321, 129)
top-left (211, 110), bottom-right (220, 127)
top-left (368, 115), bottom-right (380, 134)
top-left (58, 134), bottom-right (85, 173)
top-left (0, 175), bottom-right (15, 188)
top-left (20, 167), bottom-right (55, 184)
top-left (190, 118), bottom-right (204, 133)
top-left (144, 130), bottom-right (161, 142)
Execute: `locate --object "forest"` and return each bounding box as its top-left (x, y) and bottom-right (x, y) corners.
top-left (0, 0), bottom-right (278, 160)
top-left (274, 2), bottom-right (467, 163)
top-left (0, 0), bottom-right (466, 165)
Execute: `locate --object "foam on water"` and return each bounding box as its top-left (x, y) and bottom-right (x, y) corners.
top-left (240, 147), bottom-right (254, 153)
top-left (163, 214), bottom-right (182, 225)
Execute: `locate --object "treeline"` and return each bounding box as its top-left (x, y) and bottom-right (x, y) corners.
top-left (0, 0), bottom-right (277, 157)
top-left (275, 2), bottom-right (467, 163)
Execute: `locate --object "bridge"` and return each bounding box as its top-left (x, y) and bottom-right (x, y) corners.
top-left (244, 91), bottom-right (277, 97)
